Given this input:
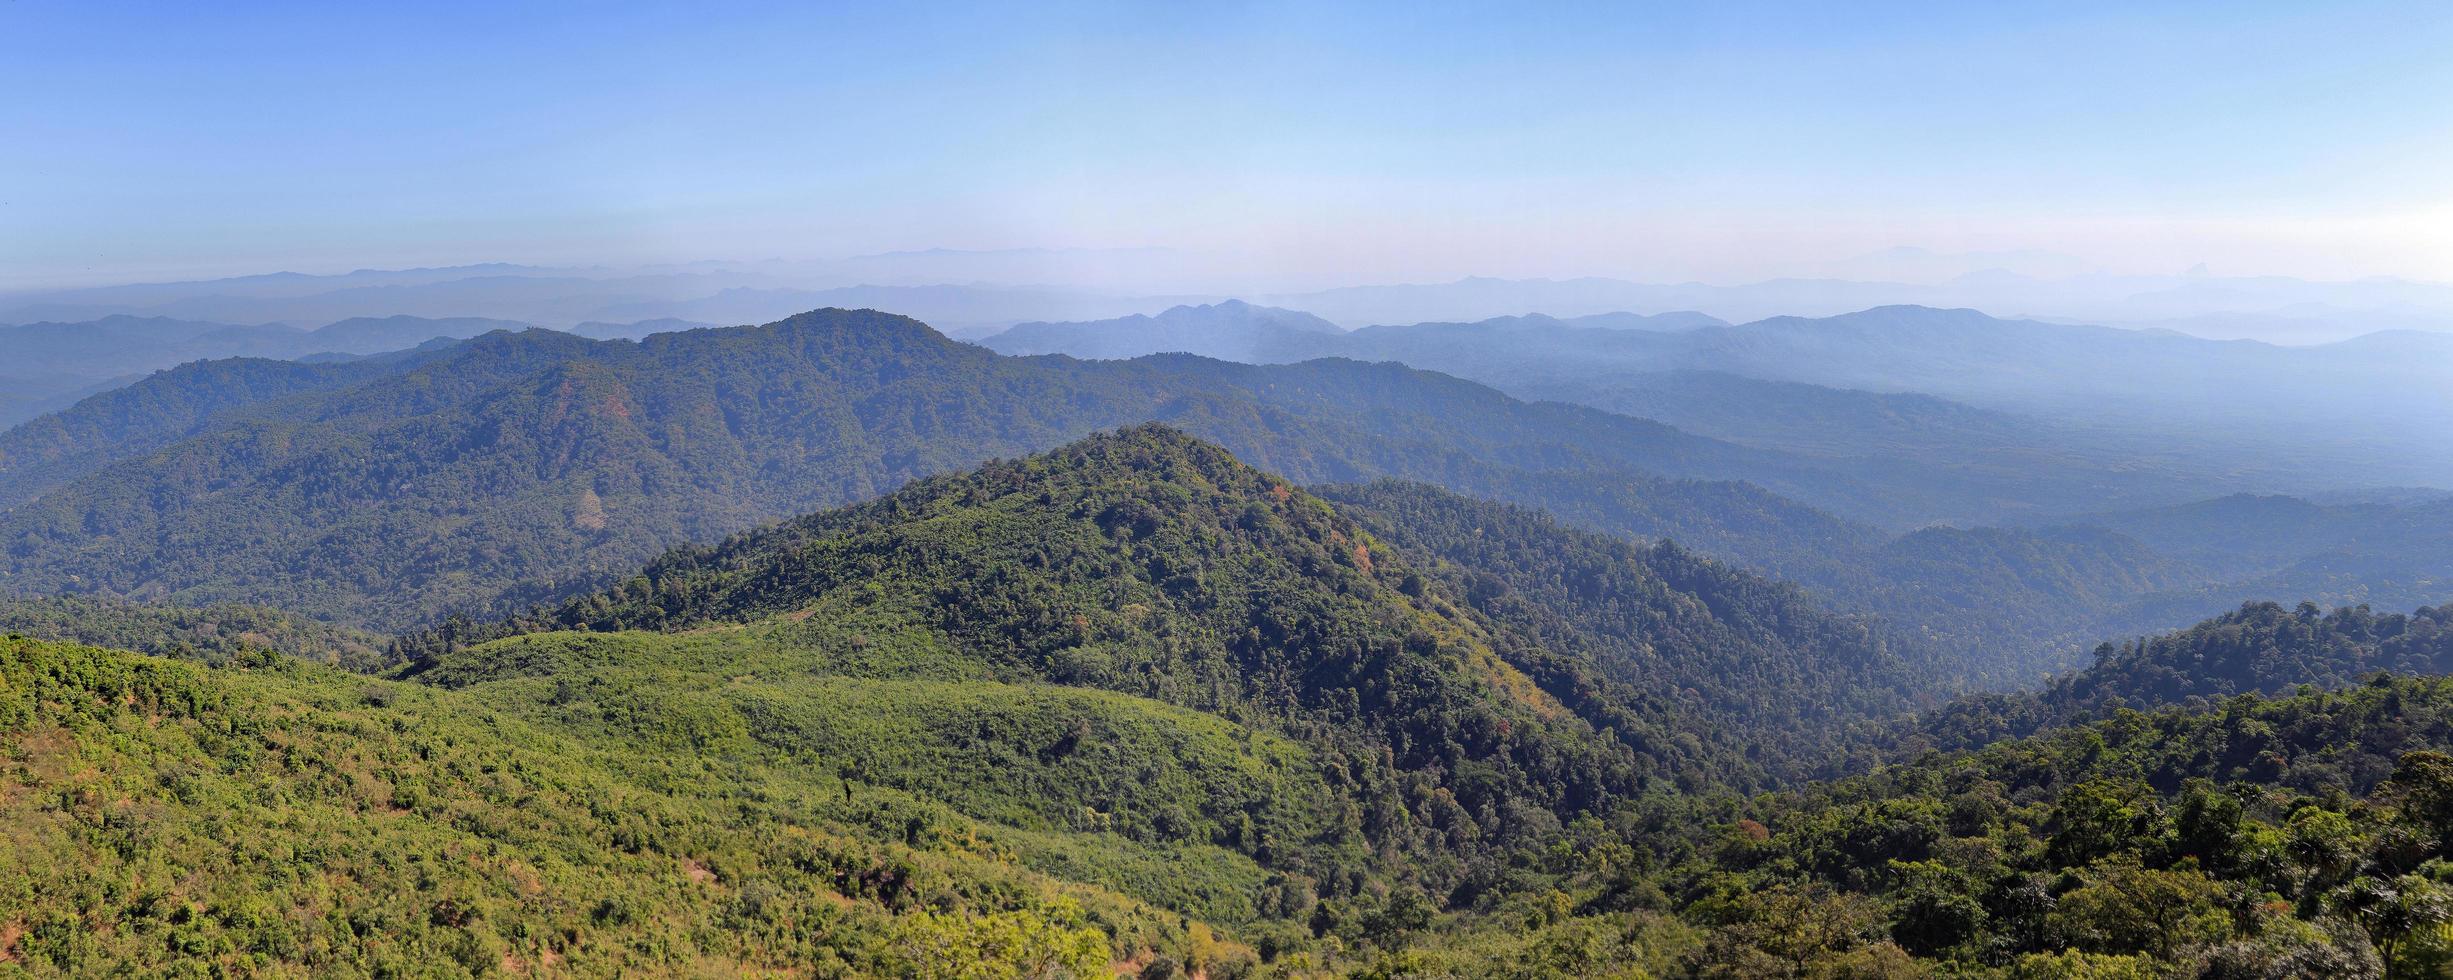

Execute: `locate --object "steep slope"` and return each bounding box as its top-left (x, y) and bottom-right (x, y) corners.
top-left (1421, 599), bottom-right (2453, 976)
top-left (433, 426), bottom-right (1706, 806)
top-left (1399, 470), bottom-right (2203, 684)
top-left (1858, 524), bottom-right (2203, 670)
top-left (379, 428), bottom-right (1833, 935)
top-left (2, 430), bottom-right (1999, 974)
top-left (1316, 481), bottom-right (1947, 779)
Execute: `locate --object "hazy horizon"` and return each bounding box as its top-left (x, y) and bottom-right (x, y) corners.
top-left (8, 2), bottom-right (2451, 291)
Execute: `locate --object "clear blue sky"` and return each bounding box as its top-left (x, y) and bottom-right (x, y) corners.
top-left (6, 1), bottom-right (2451, 288)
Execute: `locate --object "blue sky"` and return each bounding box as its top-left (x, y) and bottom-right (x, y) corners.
top-left (6, 1), bottom-right (2451, 288)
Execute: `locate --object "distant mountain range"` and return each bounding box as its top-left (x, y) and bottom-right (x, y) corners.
top-left (13, 259), bottom-right (2453, 342)
top-left (0, 314), bottom-right (527, 426)
top-left (0, 314), bottom-right (730, 427)
top-left (977, 301), bottom-right (2453, 497)
top-left (987, 299), bottom-right (1343, 361)
top-left (565, 317), bottom-right (722, 340)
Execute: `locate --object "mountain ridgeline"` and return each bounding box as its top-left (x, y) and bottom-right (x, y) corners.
top-left (1314, 481), bottom-right (1940, 780)
top-left (6, 306), bottom-right (2368, 685)
top-left (16, 428), bottom-right (2453, 974)
top-left (0, 311), bottom-right (1924, 634)
top-left (417, 426), bottom-right (1945, 793)
top-left (1909, 600), bottom-right (2453, 756)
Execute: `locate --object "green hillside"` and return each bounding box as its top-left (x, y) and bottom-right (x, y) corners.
top-left (1912, 600), bottom-right (2453, 756)
top-left (0, 429), bottom-right (1815, 974)
top-left (16, 429), bottom-right (2453, 975)
top-left (422, 426), bottom-right (1697, 834)
top-left (1638, 676), bottom-right (2453, 977)
top-left (0, 356), bottom-right (391, 509)
top-left (1317, 480), bottom-right (1946, 782)
top-left (0, 634), bottom-right (1231, 976)
top-left (0, 593), bottom-right (390, 671)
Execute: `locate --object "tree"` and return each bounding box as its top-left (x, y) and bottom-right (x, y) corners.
top-left (1692, 884), bottom-right (1885, 978)
top-left (2383, 751), bottom-right (2453, 858)
top-left (888, 904), bottom-right (1111, 980)
top-left (1886, 860), bottom-right (1985, 957)
top-left (2048, 781), bottom-right (2166, 868)
top-left (2330, 874), bottom-right (2453, 979)
top-left (2047, 859), bottom-right (2230, 959)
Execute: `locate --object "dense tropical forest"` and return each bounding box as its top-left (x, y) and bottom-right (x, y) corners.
top-left (7, 419), bottom-right (2453, 976)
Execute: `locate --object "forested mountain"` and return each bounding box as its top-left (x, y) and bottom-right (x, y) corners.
top-left (0, 429), bottom-right (1839, 973)
top-left (427, 426), bottom-right (1768, 794)
top-left (0, 356), bottom-right (401, 508)
top-left (0, 309), bottom-right (1927, 636)
top-left (17, 441), bottom-right (2453, 975)
top-left (2071, 493), bottom-right (2453, 590)
top-left (1503, 370), bottom-right (2268, 525)
top-left (1912, 601), bottom-right (2453, 755)
top-left (294, 315), bottom-right (534, 354)
top-left (0, 313), bottom-right (535, 427)
top-left (0, 316), bottom-right (286, 425)
top-left (1516, 369), bottom-right (2042, 460)
top-left (1432, 305), bottom-right (2453, 494)
top-left (0, 314), bottom-right (298, 378)
top-left (5, 307), bottom-right (2386, 682)
top-left (1318, 482), bottom-right (1944, 779)
top-left (1603, 678), bottom-right (2453, 977)
top-left (1402, 600), bottom-right (2453, 975)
